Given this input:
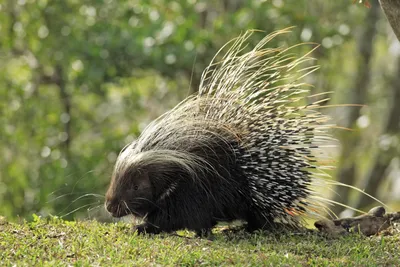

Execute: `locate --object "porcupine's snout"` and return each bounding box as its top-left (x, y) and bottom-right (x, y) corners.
top-left (105, 197), bottom-right (121, 217)
top-left (105, 199), bottom-right (115, 215)
top-left (104, 184), bottom-right (126, 217)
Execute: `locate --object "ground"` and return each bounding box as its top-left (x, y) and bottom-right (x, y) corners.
top-left (1, 216), bottom-right (399, 266)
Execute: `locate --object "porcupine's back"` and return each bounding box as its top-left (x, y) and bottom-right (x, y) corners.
top-left (128, 28), bottom-right (335, 229)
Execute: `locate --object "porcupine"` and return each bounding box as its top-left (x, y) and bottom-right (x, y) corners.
top-left (105, 28), bottom-right (344, 235)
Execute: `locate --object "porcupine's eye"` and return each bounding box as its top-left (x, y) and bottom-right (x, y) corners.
top-left (133, 185), bottom-right (139, 191)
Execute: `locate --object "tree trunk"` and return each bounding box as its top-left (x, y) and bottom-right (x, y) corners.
top-left (55, 65), bottom-right (72, 160)
top-left (331, 3), bottom-right (380, 215)
top-left (356, 53), bottom-right (400, 209)
top-left (379, 0), bottom-right (400, 42)
top-left (351, 0), bottom-right (400, 209)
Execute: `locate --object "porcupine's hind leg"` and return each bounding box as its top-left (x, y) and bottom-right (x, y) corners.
top-left (193, 219), bottom-right (217, 239)
top-left (195, 228), bottom-right (214, 239)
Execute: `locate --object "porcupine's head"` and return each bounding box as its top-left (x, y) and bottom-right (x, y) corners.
top-left (105, 145), bottom-right (187, 218)
top-left (105, 148), bottom-right (184, 218)
top-left (105, 143), bottom-right (155, 218)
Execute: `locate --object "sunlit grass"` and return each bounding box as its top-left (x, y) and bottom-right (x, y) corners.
top-left (1, 216), bottom-right (399, 266)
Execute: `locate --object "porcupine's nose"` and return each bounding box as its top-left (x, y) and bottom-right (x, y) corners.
top-left (105, 200), bottom-right (117, 215)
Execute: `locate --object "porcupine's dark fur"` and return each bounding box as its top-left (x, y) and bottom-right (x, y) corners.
top-left (105, 28), bottom-right (338, 235)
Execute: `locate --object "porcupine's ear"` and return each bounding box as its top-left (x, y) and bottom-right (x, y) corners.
top-left (146, 162), bottom-right (184, 201)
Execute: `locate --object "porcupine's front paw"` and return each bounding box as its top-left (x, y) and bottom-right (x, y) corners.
top-left (132, 223), bottom-right (160, 234)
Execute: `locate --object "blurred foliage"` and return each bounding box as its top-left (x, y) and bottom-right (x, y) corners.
top-left (0, 0), bottom-right (399, 220)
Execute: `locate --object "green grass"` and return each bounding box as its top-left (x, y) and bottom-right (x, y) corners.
top-left (1, 216), bottom-right (399, 266)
